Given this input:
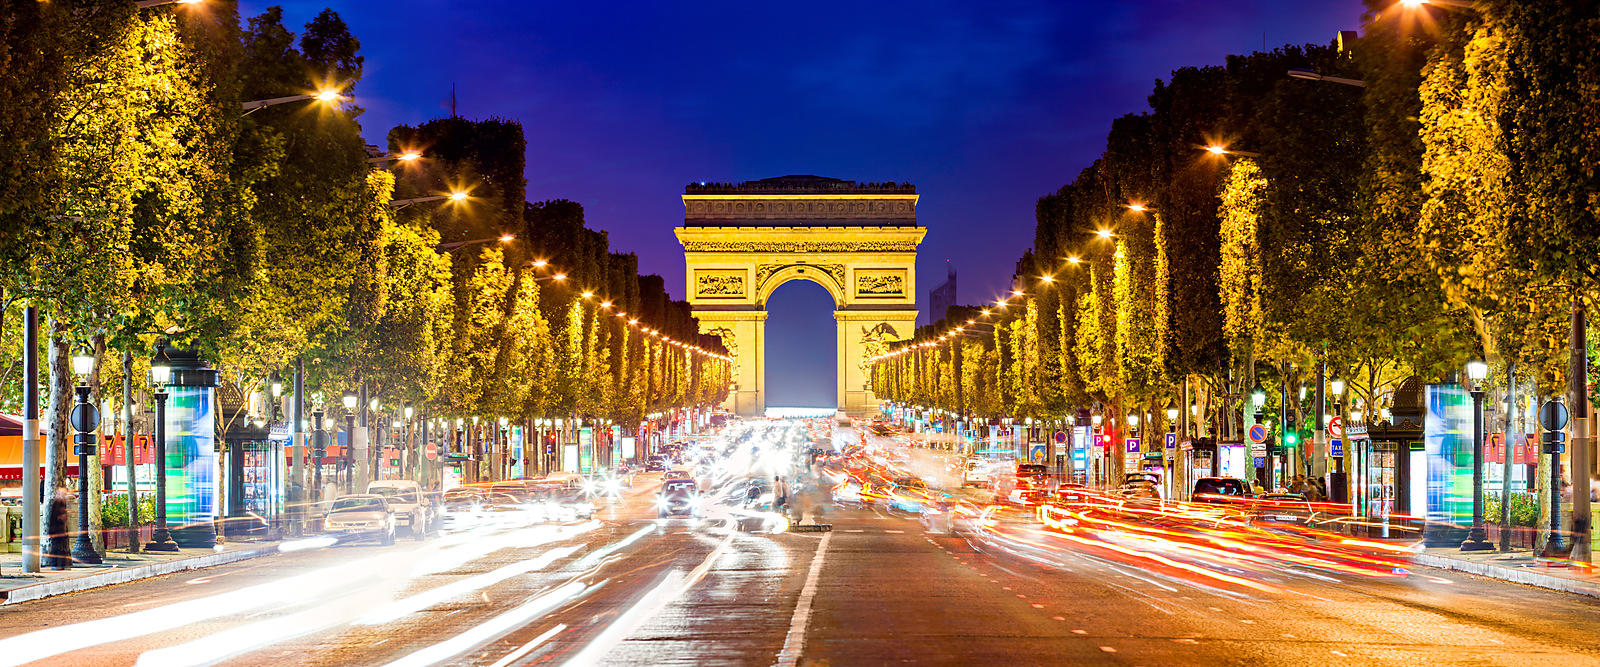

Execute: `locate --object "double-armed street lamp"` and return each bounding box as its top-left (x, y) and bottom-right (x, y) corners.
top-left (145, 346), bottom-right (179, 552)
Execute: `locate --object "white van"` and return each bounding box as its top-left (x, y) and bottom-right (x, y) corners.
top-left (366, 480), bottom-right (433, 539)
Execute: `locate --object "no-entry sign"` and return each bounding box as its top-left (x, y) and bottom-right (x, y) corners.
top-left (425, 442), bottom-right (438, 461)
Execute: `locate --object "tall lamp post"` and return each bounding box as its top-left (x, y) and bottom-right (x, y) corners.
top-left (145, 347), bottom-right (178, 552)
top-left (342, 390), bottom-right (357, 493)
top-left (1462, 361), bottom-right (1493, 550)
top-left (68, 349), bottom-right (102, 565)
top-left (311, 409), bottom-right (326, 497)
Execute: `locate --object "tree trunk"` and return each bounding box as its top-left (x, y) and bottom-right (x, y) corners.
top-left (41, 317), bottom-right (70, 563)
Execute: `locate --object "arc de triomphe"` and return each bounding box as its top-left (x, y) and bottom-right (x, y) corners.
top-left (676, 175), bottom-right (923, 417)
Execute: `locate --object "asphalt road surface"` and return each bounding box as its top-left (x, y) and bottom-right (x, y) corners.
top-left (0, 435), bottom-right (1595, 665)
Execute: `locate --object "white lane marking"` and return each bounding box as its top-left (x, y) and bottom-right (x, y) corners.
top-left (884, 530), bottom-right (905, 534)
top-left (845, 529), bottom-right (865, 533)
top-left (774, 531), bottom-right (832, 667)
top-left (486, 624), bottom-right (566, 667)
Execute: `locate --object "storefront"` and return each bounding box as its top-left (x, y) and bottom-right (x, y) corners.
top-left (1347, 378), bottom-right (1425, 540)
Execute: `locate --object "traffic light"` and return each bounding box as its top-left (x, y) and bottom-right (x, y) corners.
top-left (1283, 429), bottom-right (1299, 448)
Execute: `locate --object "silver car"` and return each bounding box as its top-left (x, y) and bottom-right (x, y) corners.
top-left (324, 494), bottom-right (397, 545)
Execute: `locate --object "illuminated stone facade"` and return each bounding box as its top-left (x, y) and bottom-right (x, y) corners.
top-left (677, 176), bottom-right (923, 417)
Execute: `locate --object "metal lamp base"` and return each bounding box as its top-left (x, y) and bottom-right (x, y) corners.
top-left (1460, 527), bottom-right (1495, 551)
top-left (72, 534), bottom-right (103, 564)
top-left (145, 527), bottom-right (180, 553)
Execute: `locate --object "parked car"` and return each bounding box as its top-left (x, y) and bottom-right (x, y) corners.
top-left (367, 480), bottom-right (433, 539)
top-left (324, 494), bottom-right (396, 545)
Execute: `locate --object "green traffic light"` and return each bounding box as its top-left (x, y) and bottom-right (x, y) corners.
top-left (1284, 431), bottom-right (1298, 446)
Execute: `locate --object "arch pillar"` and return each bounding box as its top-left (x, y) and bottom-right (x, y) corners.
top-left (694, 309), bottom-right (768, 417)
top-left (836, 309), bottom-right (919, 415)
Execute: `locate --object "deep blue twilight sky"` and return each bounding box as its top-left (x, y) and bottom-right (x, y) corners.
top-left (248, 1), bottom-right (1365, 408)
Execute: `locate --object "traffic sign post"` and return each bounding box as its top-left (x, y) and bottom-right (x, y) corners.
top-left (1539, 399), bottom-right (1569, 556)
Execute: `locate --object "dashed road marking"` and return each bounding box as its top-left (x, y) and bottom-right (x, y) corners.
top-left (1072, 629), bottom-right (1088, 635)
top-left (1099, 646), bottom-right (1117, 653)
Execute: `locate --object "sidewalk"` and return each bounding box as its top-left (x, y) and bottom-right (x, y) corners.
top-left (1415, 546), bottom-right (1600, 599)
top-left (0, 539), bottom-right (284, 604)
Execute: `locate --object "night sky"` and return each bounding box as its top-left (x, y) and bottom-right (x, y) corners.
top-left (248, 1), bottom-right (1365, 409)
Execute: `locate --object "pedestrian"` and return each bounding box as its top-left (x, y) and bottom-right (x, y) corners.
top-left (45, 488), bottom-right (71, 570)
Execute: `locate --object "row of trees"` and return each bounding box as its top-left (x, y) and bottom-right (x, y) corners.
top-left (873, 0), bottom-right (1597, 443)
top-left (0, 2), bottom-right (728, 553)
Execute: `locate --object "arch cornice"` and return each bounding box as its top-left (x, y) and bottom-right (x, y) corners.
top-left (756, 264), bottom-right (845, 308)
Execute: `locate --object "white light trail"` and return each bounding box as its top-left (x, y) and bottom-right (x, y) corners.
top-left (357, 545), bottom-right (581, 625)
top-left (380, 580), bottom-right (596, 667)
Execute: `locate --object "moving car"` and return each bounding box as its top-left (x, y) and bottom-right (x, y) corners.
top-left (656, 478), bottom-right (700, 518)
top-left (962, 459), bottom-right (990, 487)
top-left (367, 480), bottom-right (432, 539)
top-left (324, 494), bottom-right (396, 545)
top-left (1115, 478), bottom-right (1162, 500)
top-left (1252, 492), bottom-right (1317, 527)
top-left (645, 455), bottom-right (667, 472)
top-left (1191, 477), bottom-right (1256, 505)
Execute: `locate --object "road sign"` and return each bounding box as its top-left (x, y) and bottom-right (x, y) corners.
top-left (1165, 432), bottom-right (1176, 449)
top-left (1539, 400), bottom-right (1569, 432)
top-left (1253, 456), bottom-right (1266, 468)
top-left (1330, 439), bottom-right (1343, 458)
top-left (425, 442), bottom-right (438, 461)
top-left (1327, 416), bottom-right (1344, 439)
top-left (1250, 442), bottom-right (1267, 457)
top-left (70, 402), bottom-right (101, 434)
top-left (1248, 424), bottom-right (1268, 444)
top-left (1053, 430), bottom-right (1068, 444)
top-left (1125, 438), bottom-right (1141, 453)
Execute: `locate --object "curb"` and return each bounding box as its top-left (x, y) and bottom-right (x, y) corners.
top-left (1414, 553), bottom-right (1600, 600)
top-left (1, 544), bottom-right (282, 605)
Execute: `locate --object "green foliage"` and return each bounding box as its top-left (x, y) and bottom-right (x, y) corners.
top-left (100, 492), bottom-right (156, 529)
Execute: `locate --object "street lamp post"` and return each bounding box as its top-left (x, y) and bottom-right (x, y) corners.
top-left (342, 390), bottom-right (357, 493)
top-left (69, 349), bottom-right (102, 565)
top-left (145, 347), bottom-right (178, 552)
top-left (312, 409), bottom-right (326, 498)
top-left (1462, 361), bottom-right (1493, 550)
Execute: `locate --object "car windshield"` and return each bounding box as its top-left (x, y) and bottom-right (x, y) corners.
top-left (663, 481), bottom-right (696, 494)
top-left (371, 488), bottom-right (418, 504)
top-left (1195, 479), bottom-right (1246, 495)
top-left (331, 498), bottom-right (382, 512)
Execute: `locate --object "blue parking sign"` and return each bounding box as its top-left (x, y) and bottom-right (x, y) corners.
top-left (1253, 456), bottom-right (1266, 468)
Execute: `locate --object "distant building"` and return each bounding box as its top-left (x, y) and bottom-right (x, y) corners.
top-left (927, 263), bottom-right (956, 324)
